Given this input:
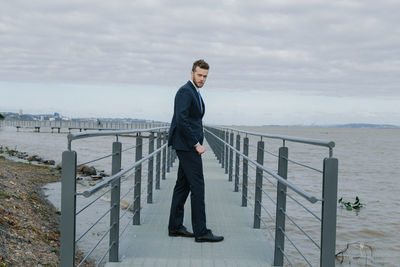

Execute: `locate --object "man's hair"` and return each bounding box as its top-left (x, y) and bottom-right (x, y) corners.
top-left (192, 59), bottom-right (209, 72)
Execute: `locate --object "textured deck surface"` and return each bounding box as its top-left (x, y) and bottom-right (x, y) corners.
top-left (106, 141), bottom-right (273, 267)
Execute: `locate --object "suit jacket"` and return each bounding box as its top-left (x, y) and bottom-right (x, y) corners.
top-left (168, 81), bottom-right (205, 151)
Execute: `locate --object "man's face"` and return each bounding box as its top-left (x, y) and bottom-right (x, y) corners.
top-left (191, 67), bottom-right (208, 88)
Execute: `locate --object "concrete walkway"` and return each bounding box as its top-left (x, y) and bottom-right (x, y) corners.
top-left (106, 141), bottom-right (273, 267)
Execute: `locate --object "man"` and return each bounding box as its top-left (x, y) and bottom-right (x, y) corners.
top-left (167, 59), bottom-right (224, 243)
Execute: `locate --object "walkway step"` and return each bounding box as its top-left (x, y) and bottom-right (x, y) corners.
top-left (106, 141), bottom-right (273, 266)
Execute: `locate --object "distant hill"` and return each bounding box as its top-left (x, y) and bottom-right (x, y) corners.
top-left (332, 123), bottom-right (400, 129)
top-left (262, 123), bottom-right (400, 129)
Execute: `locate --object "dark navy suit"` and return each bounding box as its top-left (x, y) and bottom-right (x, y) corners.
top-left (168, 80), bottom-right (207, 237)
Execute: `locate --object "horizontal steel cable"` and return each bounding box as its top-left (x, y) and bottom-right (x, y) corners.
top-left (279, 227), bottom-right (312, 267)
top-left (75, 204), bottom-right (114, 244)
top-left (119, 182), bottom-right (136, 203)
top-left (119, 195), bottom-right (140, 220)
top-left (119, 210), bottom-right (138, 239)
top-left (121, 144), bottom-right (138, 153)
top-left (258, 186), bottom-right (277, 206)
top-left (283, 155), bottom-right (323, 174)
top-left (247, 163), bottom-right (277, 187)
top-left (263, 148), bottom-right (279, 158)
top-left (248, 144), bottom-right (280, 158)
top-left (76, 185), bottom-right (113, 215)
top-left (279, 247), bottom-right (295, 267)
top-left (79, 143), bottom-right (167, 197)
top-left (262, 173), bottom-right (278, 188)
top-left (248, 141), bottom-right (322, 173)
top-left (284, 191), bottom-right (321, 221)
top-left (257, 214), bottom-right (275, 241)
top-left (77, 151), bottom-right (119, 168)
top-left (77, 222), bottom-right (116, 267)
top-left (281, 209), bottom-right (321, 250)
top-left (257, 200), bottom-right (274, 222)
top-left (96, 241), bottom-right (115, 267)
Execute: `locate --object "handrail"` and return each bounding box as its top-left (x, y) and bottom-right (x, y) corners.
top-left (67, 126), bottom-right (169, 150)
top-left (219, 126), bottom-right (335, 151)
top-left (78, 143), bottom-right (167, 198)
top-left (204, 125), bottom-right (338, 266)
top-left (61, 126), bottom-right (174, 266)
top-left (204, 128), bottom-right (319, 203)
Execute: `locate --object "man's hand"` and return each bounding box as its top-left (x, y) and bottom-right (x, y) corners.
top-left (195, 144), bottom-right (206, 155)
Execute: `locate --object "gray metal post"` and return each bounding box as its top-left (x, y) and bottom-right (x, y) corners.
top-left (225, 131), bottom-right (229, 174)
top-left (274, 147), bottom-right (288, 266)
top-left (147, 133), bottom-right (154, 203)
top-left (162, 133), bottom-right (167, 180)
top-left (320, 157), bottom-right (339, 267)
top-left (217, 130), bottom-right (222, 163)
top-left (167, 145), bottom-right (171, 173)
top-left (133, 137), bottom-right (142, 225)
top-left (109, 142), bottom-right (122, 262)
top-left (253, 140), bottom-right (264, 229)
top-left (234, 134), bottom-right (240, 192)
top-left (221, 130), bottom-right (225, 169)
top-left (156, 132), bottom-right (161, 189)
top-left (60, 151), bottom-right (77, 267)
top-left (228, 132), bottom-right (234, 181)
top-left (242, 137), bottom-right (249, 207)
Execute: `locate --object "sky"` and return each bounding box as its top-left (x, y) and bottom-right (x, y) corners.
top-left (1, 0), bottom-right (399, 125)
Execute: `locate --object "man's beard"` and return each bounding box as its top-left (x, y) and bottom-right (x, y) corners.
top-left (192, 75), bottom-right (203, 88)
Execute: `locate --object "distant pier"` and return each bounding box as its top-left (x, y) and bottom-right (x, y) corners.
top-left (2, 120), bottom-right (168, 133)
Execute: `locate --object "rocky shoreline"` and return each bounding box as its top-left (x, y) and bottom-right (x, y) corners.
top-left (0, 156), bottom-right (94, 266)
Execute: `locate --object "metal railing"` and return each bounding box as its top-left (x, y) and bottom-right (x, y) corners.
top-left (204, 126), bottom-right (338, 267)
top-left (60, 127), bottom-right (176, 266)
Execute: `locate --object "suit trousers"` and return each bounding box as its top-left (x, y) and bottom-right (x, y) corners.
top-left (168, 150), bottom-right (207, 237)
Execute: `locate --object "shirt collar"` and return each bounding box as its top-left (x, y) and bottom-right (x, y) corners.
top-left (190, 80), bottom-right (200, 92)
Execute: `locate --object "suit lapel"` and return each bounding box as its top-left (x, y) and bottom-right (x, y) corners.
top-left (187, 81), bottom-right (203, 113)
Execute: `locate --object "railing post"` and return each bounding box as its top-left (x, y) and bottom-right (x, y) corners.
top-left (133, 136), bottom-right (143, 225)
top-left (221, 130), bottom-right (225, 169)
top-left (156, 132), bottom-right (161, 189)
top-left (253, 140), bottom-right (264, 228)
top-left (109, 141), bottom-right (122, 262)
top-left (167, 144), bottom-right (171, 173)
top-left (242, 137), bottom-right (249, 207)
top-left (147, 133), bottom-right (154, 203)
top-left (60, 150), bottom-right (77, 266)
top-left (320, 157), bottom-right (338, 267)
top-left (217, 130), bottom-right (222, 163)
top-left (229, 132), bottom-right (234, 181)
top-left (274, 146), bottom-right (288, 266)
top-left (234, 134), bottom-right (240, 192)
top-left (225, 131), bottom-right (229, 174)
top-left (162, 132), bottom-right (167, 180)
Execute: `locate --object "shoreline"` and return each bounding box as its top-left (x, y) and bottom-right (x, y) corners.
top-left (0, 156), bottom-right (94, 266)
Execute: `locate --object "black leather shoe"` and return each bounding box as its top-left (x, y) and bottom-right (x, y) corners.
top-left (195, 229), bottom-right (224, 242)
top-left (168, 226), bottom-right (195, 238)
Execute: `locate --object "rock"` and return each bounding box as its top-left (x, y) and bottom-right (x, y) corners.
top-left (90, 175), bottom-right (103, 181)
top-left (28, 155), bottom-right (42, 162)
top-left (99, 171), bottom-right (108, 177)
top-left (42, 160), bottom-right (56, 165)
top-left (77, 165), bottom-right (97, 176)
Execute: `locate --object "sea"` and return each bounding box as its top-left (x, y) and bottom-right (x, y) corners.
top-left (0, 125), bottom-right (399, 266)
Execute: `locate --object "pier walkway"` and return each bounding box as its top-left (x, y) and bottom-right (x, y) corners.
top-left (106, 140), bottom-right (273, 267)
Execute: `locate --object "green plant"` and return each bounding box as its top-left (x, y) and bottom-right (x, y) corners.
top-left (338, 196), bottom-right (364, 211)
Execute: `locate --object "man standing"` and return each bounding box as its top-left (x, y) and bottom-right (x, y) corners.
top-left (167, 59), bottom-right (224, 242)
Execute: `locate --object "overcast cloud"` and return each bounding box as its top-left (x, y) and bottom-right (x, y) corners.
top-left (1, 0), bottom-right (399, 125)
